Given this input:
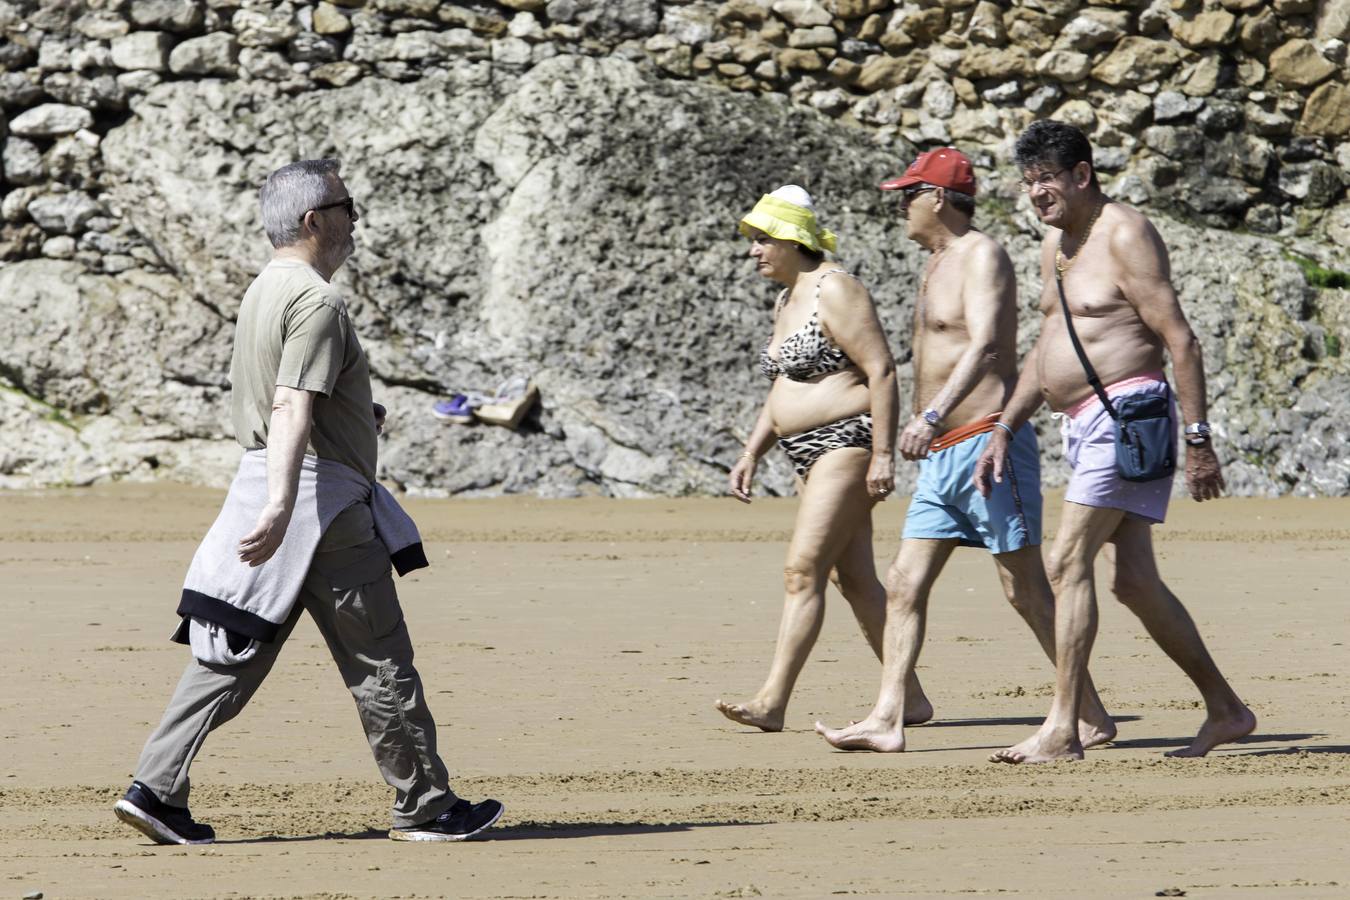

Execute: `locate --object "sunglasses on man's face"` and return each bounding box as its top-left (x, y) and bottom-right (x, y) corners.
top-left (899, 185), bottom-right (936, 208)
top-left (302, 197), bottom-right (357, 222)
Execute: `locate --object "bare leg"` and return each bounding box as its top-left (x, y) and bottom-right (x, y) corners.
top-left (991, 546), bottom-right (1117, 749)
top-left (991, 502), bottom-right (1124, 764)
top-left (815, 538), bottom-right (957, 751)
top-left (828, 520), bottom-right (934, 726)
top-left (716, 448), bottom-right (876, 732)
top-left (1106, 520), bottom-right (1256, 757)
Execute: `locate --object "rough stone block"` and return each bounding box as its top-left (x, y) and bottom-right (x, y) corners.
top-left (1317, 0), bottom-right (1350, 42)
top-left (311, 61), bottom-right (364, 86)
top-left (1298, 82), bottom-right (1350, 137)
top-left (1268, 39), bottom-right (1337, 88)
top-left (314, 3), bottom-right (353, 35)
top-left (1240, 9), bottom-right (1281, 54)
top-left (777, 47), bottom-right (824, 72)
top-left (1171, 10), bottom-right (1236, 48)
top-left (27, 192), bottom-right (100, 235)
top-left (1181, 54), bottom-right (1221, 97)
top-left (1036, 48), bottom-right (1091, 82)
top-left (662, 5), bottom-right (714, 45)
top-left (1143, 124), bottom-right (1205, 160)
top-left (74, 11), bottom-right (130, 40)
top-left (239, 48), bottom-right (292, 80)
top-left (956, 45), bottom-right (1031, 79)
top-left (1278, 161), bottom-right (1342, 207)
top-left (2, 137), bottom-right (44, 184)
top-left (1153, 90), bottom-right (1204, 121)
top-left (967, 1), bottom-right (1007, 46)
top-left (110, 31), bottom-right (174, 72)
top-left (232, 8), bottom-right (300, 48)
top-left (901, 7), bottom-right (950, 42)
top-left (855, 52), bottom-right (923, 89)
top-left (788, 25), bottom-right (838, 48)
top-left (772, 0), bottom-right (832, 28)
top-left (718, 0), bottom-right (769, 26)
top-left (1053, 98), bottom-right (1097, 130)
top-left (289, 33), bottom-right (341, 63)
top-left (492, 36), bottom-right (534, 66)
top-left (1091, 36), bottom-right (1185, 87)
top-left (169, 33), bottom-right (239, 76)
top-left (129, 0), bottom-right (205, 33)
top-left (9, 103), bottom-right (94, 137)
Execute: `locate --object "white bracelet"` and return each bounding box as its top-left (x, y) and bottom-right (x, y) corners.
top-left (993, 422), bottom-right (1015, 437)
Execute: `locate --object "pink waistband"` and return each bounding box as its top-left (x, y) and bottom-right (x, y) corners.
top-left (1064, 370), bottom-right (1167, 419)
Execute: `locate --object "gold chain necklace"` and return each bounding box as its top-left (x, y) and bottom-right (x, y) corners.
top-left (1055, 198), bottom-right (1105, 277)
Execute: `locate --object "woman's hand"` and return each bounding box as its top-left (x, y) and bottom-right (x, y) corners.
top-left (729, 454), bottom-right (757, 504)
top-left (866, 451), bottom-right (895, 500)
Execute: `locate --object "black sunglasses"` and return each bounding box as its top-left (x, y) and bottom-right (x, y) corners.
top-left (302, 197), bottom-right (357, 221)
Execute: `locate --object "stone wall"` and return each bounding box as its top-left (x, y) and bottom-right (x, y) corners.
top-left (1, 0), bottom-right (1348, 497)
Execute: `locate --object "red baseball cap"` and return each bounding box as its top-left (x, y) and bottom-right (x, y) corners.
top-left (879, 147), bottom-right (977, 196)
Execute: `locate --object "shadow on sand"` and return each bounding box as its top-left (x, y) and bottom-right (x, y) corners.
top-left (1104, 732), bottom-right (1327, 752)
top-left (214, 820), bottom-right (762, 845)
top-left (922, 715), bottom-right (1144, 729)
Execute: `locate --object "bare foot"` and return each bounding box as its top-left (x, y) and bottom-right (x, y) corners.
top-left (714, 698), bottom-right (784, 732)
top-left (1164, 705), bottom-right (1257, 758)
top-left (990, 725), bottom-right (1083, 764)
top-left (814, 716), bottom-right (905, 752)
top-left (904, 696), bottom-right (935, 727)
top-left (1079, 716), bottom-right (1117, 750)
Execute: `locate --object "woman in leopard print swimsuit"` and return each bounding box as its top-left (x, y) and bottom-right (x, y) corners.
top-left (715, 186), bottom-right (933, 732)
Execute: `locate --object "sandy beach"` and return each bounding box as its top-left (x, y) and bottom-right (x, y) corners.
top-left (2, 485), bottom-right (1348, 898)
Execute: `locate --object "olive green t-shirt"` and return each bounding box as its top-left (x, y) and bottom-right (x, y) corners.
top-left (229, 259), bottom-right (377, 483)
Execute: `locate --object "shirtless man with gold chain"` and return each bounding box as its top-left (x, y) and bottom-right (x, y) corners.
top-left (976, 121), bottom-right (1255, 763)
top-left (816, 148), bottom-right (1113, 752)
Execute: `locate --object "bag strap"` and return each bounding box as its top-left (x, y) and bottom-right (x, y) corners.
top-left (1055, 264), bottom-right (1118, 421)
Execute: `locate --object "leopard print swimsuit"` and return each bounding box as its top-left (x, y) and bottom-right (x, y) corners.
top-left (759, 269), bottom-right (856, 382)
top-left (760, 269), bottom-right (872, 479)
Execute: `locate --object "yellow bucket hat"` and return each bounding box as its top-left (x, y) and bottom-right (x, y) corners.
top-left (738, 185), bottom-right (838, 254)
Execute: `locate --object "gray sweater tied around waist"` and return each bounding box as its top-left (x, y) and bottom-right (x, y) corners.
top-left (174, 449), bottom-right (428, 665)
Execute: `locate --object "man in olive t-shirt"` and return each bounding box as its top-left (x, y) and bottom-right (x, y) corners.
top-left (115, 160), bottom-right (503, 846)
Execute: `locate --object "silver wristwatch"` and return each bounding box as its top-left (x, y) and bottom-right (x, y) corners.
top-left (921, 408), bottom-right (941, 427)
top-left (1184, 421), bottom-right (1212, 446)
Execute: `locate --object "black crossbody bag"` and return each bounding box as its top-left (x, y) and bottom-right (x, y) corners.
top-left (1055, 269), bottom-right (1175, 482)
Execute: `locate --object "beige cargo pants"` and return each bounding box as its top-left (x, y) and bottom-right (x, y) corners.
top-left (132, 533), bottom-right (457, 829)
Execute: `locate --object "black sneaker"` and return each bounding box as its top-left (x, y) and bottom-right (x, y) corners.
top-left (113, 781), bottom-right (215, 845)
top-left (389, 798), bottom-right (504, 842)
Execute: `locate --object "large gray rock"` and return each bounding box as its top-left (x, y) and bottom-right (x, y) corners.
top-left (6, 55), bottom-right (1349, 497)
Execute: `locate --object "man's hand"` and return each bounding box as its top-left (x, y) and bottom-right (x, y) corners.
top-left (973, 429), bottom-right (1011, 498)
top-left (898, 417), bottom-right (937, 461)
top-left (866, 452), bottom-right (895, 499)
top-left (1185, 443), bottom-right (1224, 502)
top-left (238, 501), bottom-right (292, 567)
top-left (373, 402), bottom-right (386, 435)
top-left (728, 455), bottom-right (757, 504)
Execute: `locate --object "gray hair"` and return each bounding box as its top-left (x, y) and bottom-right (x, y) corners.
top-left (259, 158), bottom-right (341, 248)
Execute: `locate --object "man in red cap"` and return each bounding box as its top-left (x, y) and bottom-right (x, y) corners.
top-left (816, 147), bottom-right (1115, 752)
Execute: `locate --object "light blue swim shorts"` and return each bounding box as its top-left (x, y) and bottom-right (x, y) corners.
top-left (902, 423), bottom-right (1042, 554)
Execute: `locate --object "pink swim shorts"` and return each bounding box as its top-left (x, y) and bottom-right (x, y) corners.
top-left (1060, 373), bottom-right (1176, 525)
